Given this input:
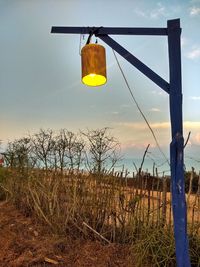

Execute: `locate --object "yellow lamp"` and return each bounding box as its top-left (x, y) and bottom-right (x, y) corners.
top-left (81, 43), bottom-right (107, 86)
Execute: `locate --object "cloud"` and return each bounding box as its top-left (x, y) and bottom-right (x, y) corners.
top-left (111, 111), bottom-right (119, 115)
top-left (190, 96), bottom-right (200, 100)
top-left (186, 47), bottom-right (200, 59)
top-left (186, 132), bottom-right (200, 146)
top-left (134, 3), bottom-right (167, 19)
top-left (115, 121), bottom-right (200, 131)
top-left (150, 3), bottom-right (166, 19)
top-left (134, 3), bottom-right (182, 20)
top-left (150, 108), bottom-right (161, 112)
top-left (121, 141), bottom-right (156, 150)
top-left (115, 121), bottom-right (170, 130)
top-left (181, 37), bottom-right (188, 48)
top-left (184, 121), bottom-right (200, 129)
top-left (194, 133), bottom-right (200, 144)
top-left (190, 0), bottom-right (200, 3)
top-left (113, 121), bottom-right (200, 152)
top-left (151, 90), bottom-right (167, 97)
top-left (190, 6), bottom-right (200, 16)
top-left (120, 104), bottom-right (130, 109)
top-left (134, 8), bottom-right (147, 18)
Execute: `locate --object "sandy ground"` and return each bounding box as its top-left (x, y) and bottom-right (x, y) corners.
top-left (0, 201), bottom-right (132, 267)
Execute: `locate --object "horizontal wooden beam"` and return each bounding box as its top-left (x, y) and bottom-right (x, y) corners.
top-left (51, 26), bottom-right (168, 36)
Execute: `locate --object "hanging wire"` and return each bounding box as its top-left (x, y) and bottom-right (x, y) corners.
top-left (112, 49), bottom-right (170, 166)
top-left (86, 31), bottom-right (93, 44)
top-left (79, 33), bottom-right (85, 56)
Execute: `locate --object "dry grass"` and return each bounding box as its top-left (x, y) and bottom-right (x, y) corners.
top-left (1, 168), bottom-right (200, 266)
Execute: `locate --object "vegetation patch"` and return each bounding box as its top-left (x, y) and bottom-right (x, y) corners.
top-left (0, 128), bottom-right (200, 266)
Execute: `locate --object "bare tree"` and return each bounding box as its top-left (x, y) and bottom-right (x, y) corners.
top-left (55, 129), bottom-right (85, 172)
top-left (31, 129), bottom-right (55, 170)
top-left (82, 128), bottom-right (121, 175)
top-left (4, 138), bottom-right (34, 170)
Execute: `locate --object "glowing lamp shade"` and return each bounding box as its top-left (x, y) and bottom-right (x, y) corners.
top-left (81, 43), bottom-right (107, 86)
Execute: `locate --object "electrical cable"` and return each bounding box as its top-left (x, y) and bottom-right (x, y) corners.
top-left (79, 33), bottom-right (85, 56)
top-left (112, 49), bottom-right (170, 166)
top-left (86, 31), bottom-right (93, 44)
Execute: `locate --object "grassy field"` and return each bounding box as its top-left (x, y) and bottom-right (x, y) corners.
top-left (0, 167), bottom-right (200, 266)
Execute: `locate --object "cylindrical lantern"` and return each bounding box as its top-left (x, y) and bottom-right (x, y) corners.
top-left (81, 43), bottom-right (107, 86)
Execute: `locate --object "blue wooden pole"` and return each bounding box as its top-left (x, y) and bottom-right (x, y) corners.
top-left (168, 19), bottom-right (191, 267)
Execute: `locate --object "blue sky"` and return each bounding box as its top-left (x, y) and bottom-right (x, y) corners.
top-left (0, 0), bottom-right (200, 162)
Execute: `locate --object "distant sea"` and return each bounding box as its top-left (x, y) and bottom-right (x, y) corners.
top-left (113, 158), bottom-right (200, 177)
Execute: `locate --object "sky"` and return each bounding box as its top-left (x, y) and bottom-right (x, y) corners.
top-left (0, 0), bottom-right (200, 165)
